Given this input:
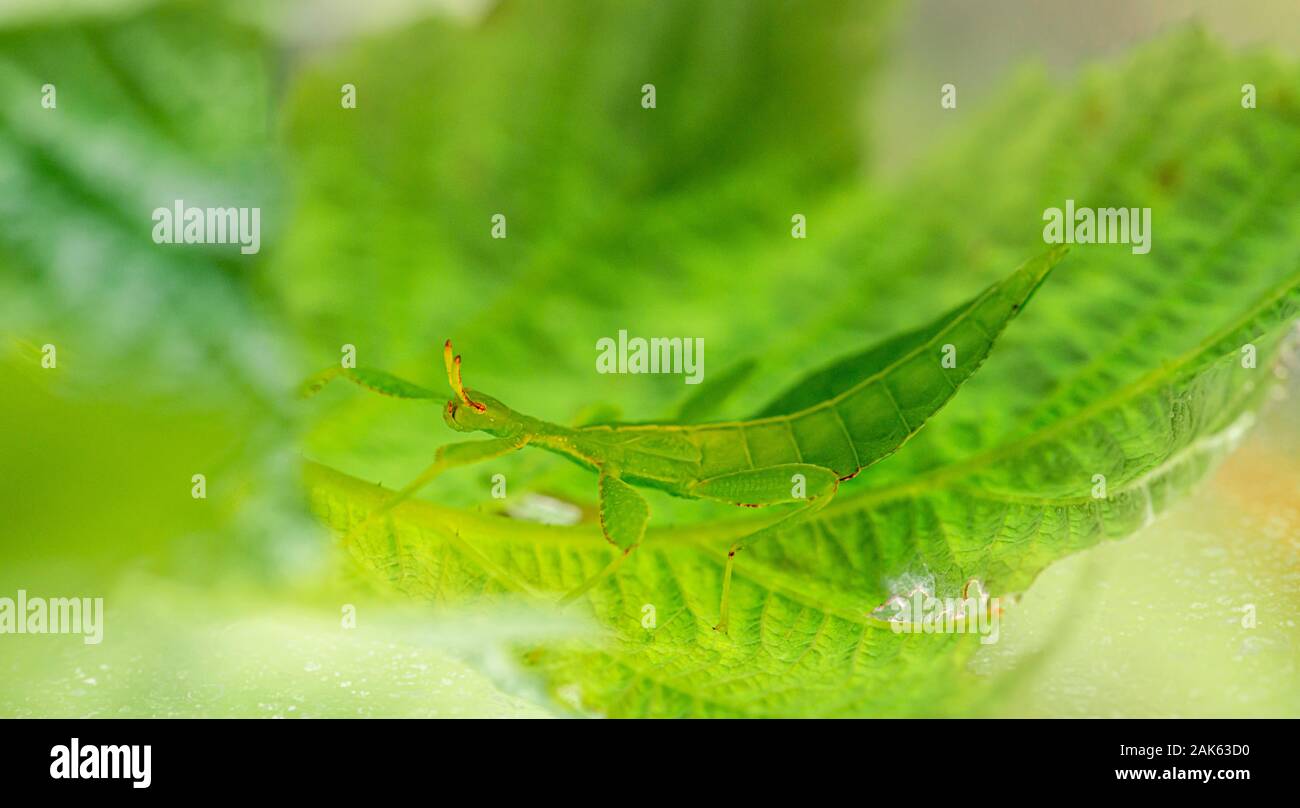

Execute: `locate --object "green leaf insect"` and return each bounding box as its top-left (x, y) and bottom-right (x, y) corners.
top-left (307, 247), bottom-right (1066, 631)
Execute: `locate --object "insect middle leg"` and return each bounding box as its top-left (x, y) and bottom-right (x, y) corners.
top-left (689, 464), bottom-right (840, 634)
top-left (557, 468), bottom-right (650, 606)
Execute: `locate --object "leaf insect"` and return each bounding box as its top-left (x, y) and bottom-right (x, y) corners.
top-left (305, 248), bottom-right (1065, 632)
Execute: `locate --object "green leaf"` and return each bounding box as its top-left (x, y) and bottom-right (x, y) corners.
top-left (765, 273), bottom-right (1300, 607)
top-left (306, 460), bottom-right (993, 716)
top-left (306, 29), bottom-right (1300, 717)
top-left (750, 28), bottom-right (1300, 440)
top-left (309, 272), bottom-right (1298, 716)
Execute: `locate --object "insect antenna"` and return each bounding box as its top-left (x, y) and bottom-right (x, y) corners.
top-left (443, 339), bottom-right (487, 412)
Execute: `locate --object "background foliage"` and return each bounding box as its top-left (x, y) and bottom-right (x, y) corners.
top-left (2, 0), bottom-right (1297, 717)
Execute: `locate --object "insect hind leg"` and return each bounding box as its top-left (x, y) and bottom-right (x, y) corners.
top-left (690, 464), bottom-right (840, 634)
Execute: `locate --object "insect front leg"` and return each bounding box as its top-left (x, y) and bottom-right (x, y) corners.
top-left (689, 464), bottom-right (840, 634)
top-left (557, 468), bottom-right (650, 606)
top-left (343, 436), bottom-right (530, 544)
top-left (300, 366), bottom-right (440, 400)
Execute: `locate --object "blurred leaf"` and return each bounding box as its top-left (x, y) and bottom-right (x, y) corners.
top-left (666, 357), bottom-right (757, 424)
top-left (0, 3), bottom-right (316, 580)
top-left (282, 0), bottom-right (891, 432)
top-left (0, 2), bottom-right (292, 398)
top-left (0, 575), bottom-right (567, 718)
